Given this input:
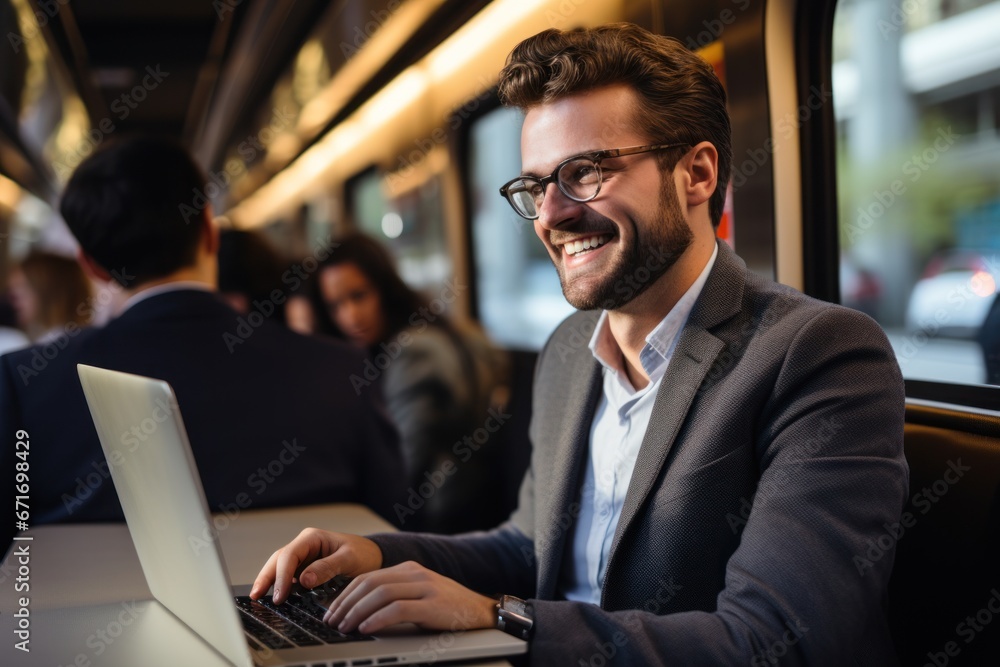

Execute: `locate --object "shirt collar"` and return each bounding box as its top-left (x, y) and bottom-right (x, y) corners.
top-left (118, 281), bottom-right (213, 316)
top-left (588, 242), bottom-right (719, 387)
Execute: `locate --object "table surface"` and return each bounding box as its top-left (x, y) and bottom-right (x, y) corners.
top-left (0, 504), bottom-right (513, 667)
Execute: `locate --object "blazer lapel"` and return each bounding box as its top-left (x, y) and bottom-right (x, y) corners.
top-left (535, 324), bottom-right (603, 600)
top-left (602, 242), bottom-right (746, 594)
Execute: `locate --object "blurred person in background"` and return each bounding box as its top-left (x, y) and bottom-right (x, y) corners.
top-left (0, 137), bottom-right (405, 549)
top-left (318, 232), bottom-right (508, 533)
top-left (218, 228), bottom-right (337, 337)
top-left (8, 250), bottom-right (92, 343)
top-left (0, 299), bottom-right (29, 356)
top-left (217, 229), bottom-right (287, 323)
top-left (284, 266), bottom-right (335, 337)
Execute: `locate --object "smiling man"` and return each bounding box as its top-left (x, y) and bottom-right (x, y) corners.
top-left (253, 23), bottom-right (908, 664)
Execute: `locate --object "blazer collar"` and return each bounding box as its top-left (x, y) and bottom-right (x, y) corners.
top-left (535, 312), bottom-right (603, 600)
top-left (600, 240), bottom-right (747, 603)
top-left (109, 288), bottom-right (233, 324)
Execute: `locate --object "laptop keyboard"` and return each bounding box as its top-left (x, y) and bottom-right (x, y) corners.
top-left (236, 576), bottom-right (373, 649)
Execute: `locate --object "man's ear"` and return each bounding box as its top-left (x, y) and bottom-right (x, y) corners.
top-left (679, 140), bottom-right (718, 210)
top-left (76, 250), bottom-right (113, 283)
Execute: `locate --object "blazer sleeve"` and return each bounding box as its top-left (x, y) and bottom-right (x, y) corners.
top-left (367, 443), bottom-right (539, 596)
top-left (368, 520), bottom-right (536, 599)
top-left (525, 308), bottom-right (908, 665)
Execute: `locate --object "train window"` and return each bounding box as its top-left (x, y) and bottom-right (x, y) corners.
top-left (346, 168), bottom-right (452, 292)
top-left (468, 105), bottom-right (573, 350)
top-left (832, 0), bottom-right (1000, 388)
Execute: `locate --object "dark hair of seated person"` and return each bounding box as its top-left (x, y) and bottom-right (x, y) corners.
top-left (217, 229), bottom-right (287, 322)
top-left (59, 136), bottom-right (206, 287)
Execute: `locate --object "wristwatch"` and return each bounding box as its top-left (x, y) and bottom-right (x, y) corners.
top-left (495, 594), bottom-right (533, 640)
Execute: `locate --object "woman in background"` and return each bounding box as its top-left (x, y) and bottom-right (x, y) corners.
top-left (8, 250), bottom-right (91, 344)
top-left (318, 232), bottom-right (507, 533)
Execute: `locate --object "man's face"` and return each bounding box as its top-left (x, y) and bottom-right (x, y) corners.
top-left (520, 85), bottom-right (693, 311)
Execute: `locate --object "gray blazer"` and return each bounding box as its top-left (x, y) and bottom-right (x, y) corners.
top-left (373, 241), bottom-right (908, 665)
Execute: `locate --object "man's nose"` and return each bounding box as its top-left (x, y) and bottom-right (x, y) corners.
top-left (535, 182), bottom-right (583, 231)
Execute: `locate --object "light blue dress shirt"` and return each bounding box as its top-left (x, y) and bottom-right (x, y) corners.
top-left (560, 244), bottom-right (718, 604)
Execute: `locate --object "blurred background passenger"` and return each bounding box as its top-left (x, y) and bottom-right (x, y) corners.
top-left (8, 250), bottom-right (91, 343)
top-left (0, 299), bottom-right (29, 355)
top-left (318, 232), bottom-right (507, 533)
top-left (284, 265), bottom-right (335, 337)
top-left (217, 229), bottom-right (287, 323)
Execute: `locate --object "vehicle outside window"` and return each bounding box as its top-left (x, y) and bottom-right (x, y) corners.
top-left (833, 0), bottom-right (1000, 386)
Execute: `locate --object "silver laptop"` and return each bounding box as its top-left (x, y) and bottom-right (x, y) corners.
top-left (77, 363), bottom-right (526, 667)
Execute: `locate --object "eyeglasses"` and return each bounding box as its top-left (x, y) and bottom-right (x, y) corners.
top-left (498, 143), bottom-right (688, 220)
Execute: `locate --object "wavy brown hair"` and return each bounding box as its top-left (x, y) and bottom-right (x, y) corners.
top-left (498, 23), bottom-right (732, 227)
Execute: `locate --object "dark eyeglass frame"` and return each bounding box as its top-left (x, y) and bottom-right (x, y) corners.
top-left (498, 142), bottom-right (689, 220)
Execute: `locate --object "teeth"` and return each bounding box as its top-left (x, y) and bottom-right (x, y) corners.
top-left (565, 235), bottom-right (609, 256)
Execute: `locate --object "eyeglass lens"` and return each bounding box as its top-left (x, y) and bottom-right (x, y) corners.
top-left (506, 157), bottom-right (602, 218)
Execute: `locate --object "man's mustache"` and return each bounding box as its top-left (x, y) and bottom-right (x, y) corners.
top-left (548, 217), bottom-right (618, 247)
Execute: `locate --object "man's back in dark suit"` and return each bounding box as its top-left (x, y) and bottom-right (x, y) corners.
top-left (0, 289), bottom-right (402, 548)
top-left (1, 288), bottom-right (404, 547)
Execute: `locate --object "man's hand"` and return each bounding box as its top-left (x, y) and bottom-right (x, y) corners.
top-left (322, 561), bottom-right (497, 635)
top-left (251, 528), bottom-right (383, 604)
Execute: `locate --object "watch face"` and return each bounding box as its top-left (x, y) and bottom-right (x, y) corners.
top-left (502, 595), bottom-right (527, 616)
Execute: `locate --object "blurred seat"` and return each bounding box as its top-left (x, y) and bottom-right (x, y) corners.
top-left (888, 405), bottom-right (1000, 665)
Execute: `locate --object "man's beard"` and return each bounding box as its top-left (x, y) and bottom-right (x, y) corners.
top-left (556, 177), bottom-right (693, 311)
